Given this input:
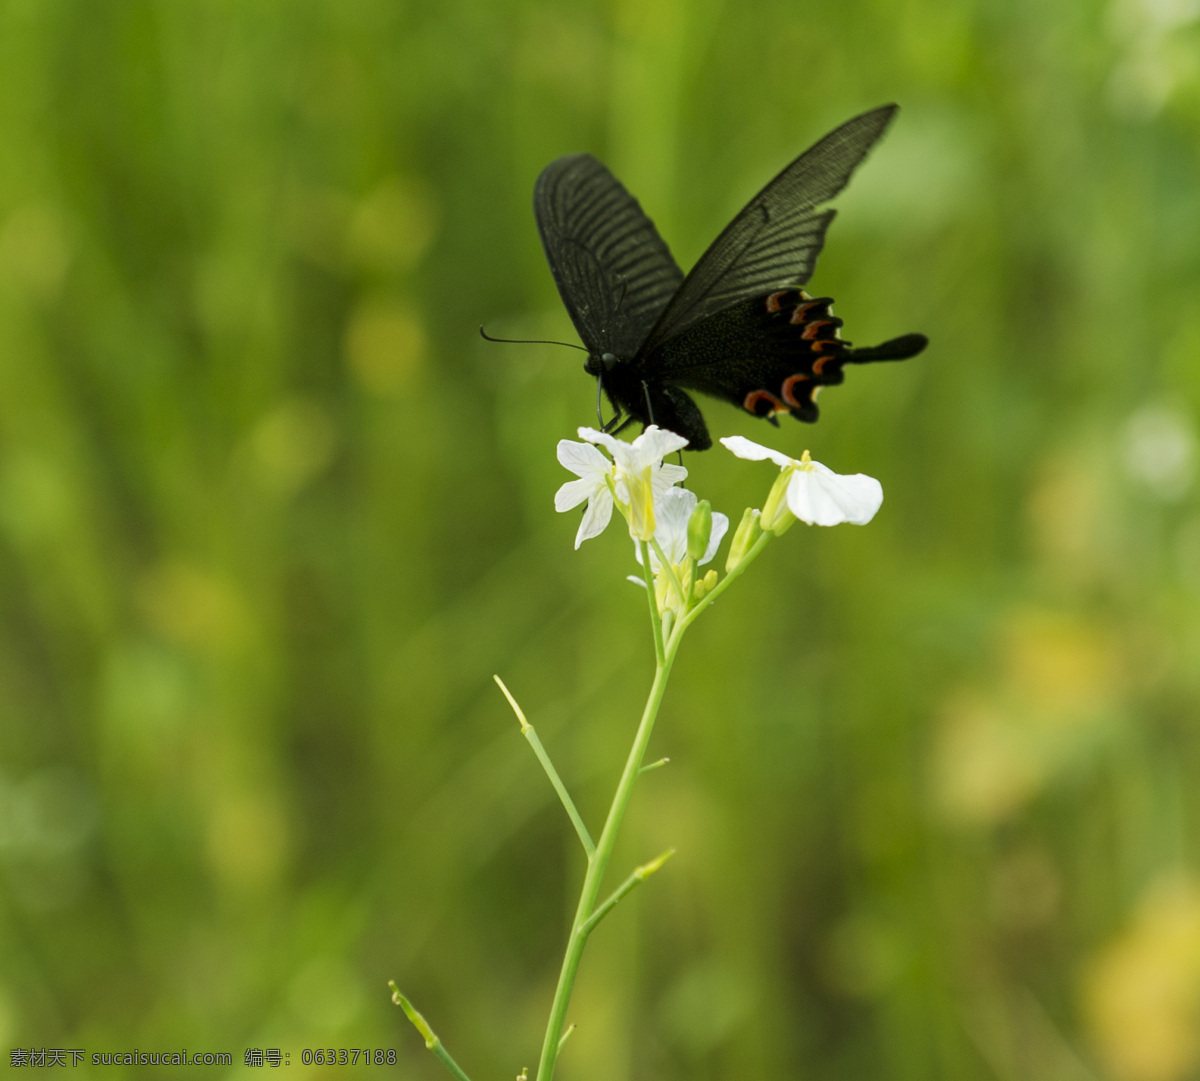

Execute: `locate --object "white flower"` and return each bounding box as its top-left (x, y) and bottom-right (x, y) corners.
top-left (579, 424), bottom-right (689, 474)
top-left (633, 487), bottom-right (729, 616)
top-left (555, 439), bottom-right (617, 548)
top-left (579, 426), bottom-right (688, 540)
top-left (555, 425), bottom-right (688, 548)
top-left (720, 436), bottom-right (883, 527)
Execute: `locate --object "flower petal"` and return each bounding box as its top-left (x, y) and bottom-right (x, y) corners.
top-left (633, 425), bottom-right (689, 462)
top-left (574, 486), bottom-right (614, 547)
top-left (654, 462), bottom-right (688, 491)
top-left (654, 487), bottom-right (698, 565)
top-left (557, 439), bottom-right (611, 479)
top-left (785, 465), bottom-right (882, 526)
top-left (555, 476), bottom-right (600, 513)
top-left (719, 435), bottom-right (794, 469)
top-left (577, 427), bottom-right (620, 453)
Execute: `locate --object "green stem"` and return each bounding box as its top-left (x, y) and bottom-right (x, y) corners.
top-left (534, 646), bottom-right (679, 1081)
top-left (671, 529), bottom-right (773, 645)
top-left (495, 675), bottom-right (595, 858)
top-left (533, 526), bottom-right (774, 1081)
top-left (390, 983), bottom-right (473, 1081)
top-left (578, 849), bottom-right (674, 938)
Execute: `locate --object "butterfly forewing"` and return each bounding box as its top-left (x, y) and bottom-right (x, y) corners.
top-left (638, 105), bottom-right (897, 357)
top-left (534, 154), bottom-right (684, 358)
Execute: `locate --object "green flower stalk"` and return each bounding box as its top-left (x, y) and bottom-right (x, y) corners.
top-left (392, 426), bottom-right (886, 1081)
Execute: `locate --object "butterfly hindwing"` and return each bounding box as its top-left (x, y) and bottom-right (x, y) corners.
top-left (643, 290), bottom-right (853, 427)
top-left (534, 154), bottom-right (683, 358)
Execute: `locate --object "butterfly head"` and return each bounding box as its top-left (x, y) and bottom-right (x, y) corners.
top-left (584, 352), bottom-right (620, 376)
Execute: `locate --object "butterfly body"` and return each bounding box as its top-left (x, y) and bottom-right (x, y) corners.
top-left (535, 105), bottom-right (928, 450)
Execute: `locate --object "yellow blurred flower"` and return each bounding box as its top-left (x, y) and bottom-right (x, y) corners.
top-left (932, 608), bottom-right (1124, 826)
top-left (1082, 875), bottom-right (1200, 1081)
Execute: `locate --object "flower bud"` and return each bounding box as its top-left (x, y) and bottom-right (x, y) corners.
top-left (686, 499), bottom-right (713, 561)
top-left (725, 507), bottom-right (763, 571)
top-left (761, 468), bottom-right (797, 534)
top-left (694, 568), bottom-right (718, 599)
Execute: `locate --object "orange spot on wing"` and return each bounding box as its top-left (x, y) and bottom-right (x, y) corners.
top-left (743, 389), bottom-right (788, 417)
top-left (781, 374), bottom-right (811, 408)
top-left (789, 301), bottom-right (822, 324)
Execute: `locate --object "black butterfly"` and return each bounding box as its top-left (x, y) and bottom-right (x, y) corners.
top-left (533, 104), bottom-right (927, 451)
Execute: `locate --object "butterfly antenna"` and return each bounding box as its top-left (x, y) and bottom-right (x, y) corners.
top-left (478, 326), bottom-right (587, 351)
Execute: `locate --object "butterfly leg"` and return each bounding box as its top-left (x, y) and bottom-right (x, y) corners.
top-left (595, 373), bottom-right (629, 434)
top-left (637, 381), bottom-right (682, 462)
top-left (640, 381), bottom-right (657, 427)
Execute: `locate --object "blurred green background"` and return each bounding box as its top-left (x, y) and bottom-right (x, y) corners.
top-left (3, 0), bottom-right (1200, 1078)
